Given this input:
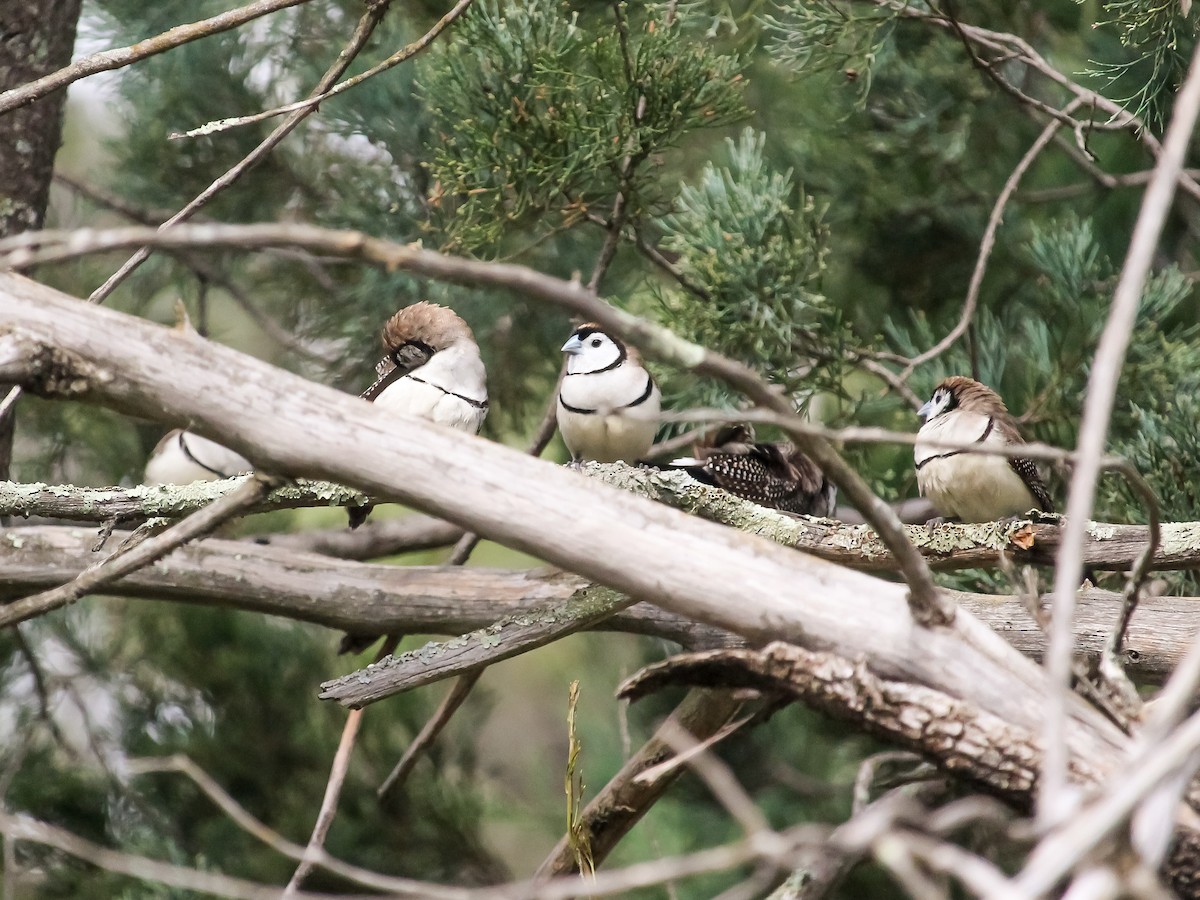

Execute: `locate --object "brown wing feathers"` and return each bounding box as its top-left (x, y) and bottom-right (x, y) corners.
top-left (677, 426), bottom-right (836, 517)
top-left (937, 376), bottom-right (1055, 514)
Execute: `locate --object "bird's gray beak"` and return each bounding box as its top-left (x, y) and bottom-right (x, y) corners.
top-left (917, 400), bottom-right (933, 421)
top-left (561, 335), bottom-right (584, 354)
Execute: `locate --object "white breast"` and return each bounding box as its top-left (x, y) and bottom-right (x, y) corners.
top-left (558, 367), bottom-right (660, 462)
top-left (144, 431), bottom-right (253, 484)
top-left (373, 342), bottom-right (488, 434)
top-left (915, 412), bottom-right (1035, 522)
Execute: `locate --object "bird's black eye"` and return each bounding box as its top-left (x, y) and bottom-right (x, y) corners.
top-left (591, 338), bottom-right (602, 348)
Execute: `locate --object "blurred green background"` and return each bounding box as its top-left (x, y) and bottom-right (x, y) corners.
top-left (5, 0), bottom-right (1199, 895)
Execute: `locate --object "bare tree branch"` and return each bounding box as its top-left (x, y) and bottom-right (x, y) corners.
top-left (0, 474), bottom-right (275, 628)
top-left (619, 642), bottom-right (1112, 797)
top-left (84, 0), bottom-right (395, 305)
top-left (0, 222), bottom-right (945, 621)
top-left (0, 477), bottom-right (366, 525)
top-left (0, 471), bottom-right (1185, 577)
top-left (173, 0), bottom-right (475, 139)
top-left (1, 525), bottom-right (1195, 679)
top-left (1041, 38), bottom-right (1200, 830)
top-left (319, 581), bottom-right (637, 706)
top-left (0, 0), bottom-right (314, 115)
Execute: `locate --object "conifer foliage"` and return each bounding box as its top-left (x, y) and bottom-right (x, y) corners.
top-left (3, 0), bottom-right (1200, 896)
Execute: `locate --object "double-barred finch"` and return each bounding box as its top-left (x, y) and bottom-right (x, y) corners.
top-left (557, 324), bottom-right (661, 463)
top-left (341, 302), bottom-right (488, 654)
top-left (671, 424), bottom-right (837, 517)
top-left (915, 376), bottom-right (1053, 523)
top-left (362, 301), bottom-right (489, 433)
top-left (144, 430), bottom-right (252, 485)
top-left (348, 301), bottom-right (488, 531)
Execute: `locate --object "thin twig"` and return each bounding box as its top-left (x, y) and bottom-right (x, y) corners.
top-left (125, 754), bottom-right (441, 895)
top-left (85, 0), bottom-right (396, 305)
top-left (942, 0), bottom-right (1088, 139)
top-left (1040, 39), bottom-right (1200, 832)
top-left (657, 720), bottom-right (776, 840)
top-left (1101, 461), bottom-right (1161, 682)
top-left (173, 0), bottom-right (475, 140)
top-left (377, 671), bottom-right (481, 799)
top-left (587, 2), bottom-right (647, 293)
top-left (0, 809), bottom-right (459, 900)
top-left (895, 4), bottom-right (1200, 206)
top-left (0, 0), bottom-right (312, 115)
top-left (283, 627), bottom-right (393, 894)
top-left (0, 475), bottom-right (276, 628)
top-left (632, 713), bottom-right (758, 786)
top-left (56, 172), bottom-right (337, 364)
top-left (633, 229), bottom-right (713, 301)
top-left (374, 383), bottom-right (563, 797)
top-left (902, 98), bottom-right (1081, 376)
top-left (854, 356), bottom-right (923, 410)
top-left (11, 627), bottom-right (70, 751)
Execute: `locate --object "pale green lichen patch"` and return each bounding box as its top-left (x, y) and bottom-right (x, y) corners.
top-left (289, 479), bottom-right (368, 507)
top-left (332, 583), bottom-right (632, 687)
top-left (905, 520), bottom-right (1025, 554)
top-left (1086, 522), bottom-right (1117, 541)
top-left (824, 524), bottom-right (890, 559)
top-left (1156, 522), bottom-right (1200, 555)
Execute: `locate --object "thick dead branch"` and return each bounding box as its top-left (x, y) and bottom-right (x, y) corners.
top-left (0, 476), bottom-right (275, 628)
top-left (320, 582), bottom-right (637, 705)
top-left (0, 525), bottom-right (723, 647)
top-left (4, 472), bottom-right (1187, 575)
top-left (0, 225), bottom-right (944, 620)
top-left (0, 525), bottom-right (1195, 679)
top-left (0, 275), bottom-right (1135, 801)
top-left (619, 644), bottom-right (1110, 800)
top-left (0, 477), bottom-right (366, 524)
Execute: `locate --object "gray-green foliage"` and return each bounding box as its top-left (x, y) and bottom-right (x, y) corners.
top-left (763, 0), bottom-right (898, 93)
top-left (1088, 0), bottom-right (1197, 130)
top-left (422, 0), bottom-right (748, 252)
top-left (658, 128), bottom-right (843, 415)
top-left (17, 0), bottom-right (1200, 896)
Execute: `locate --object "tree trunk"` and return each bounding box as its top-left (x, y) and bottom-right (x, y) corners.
top-left (0, 0), bottom-right (82, 236)
top-left (0, 0), bottom-right (84, 481)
